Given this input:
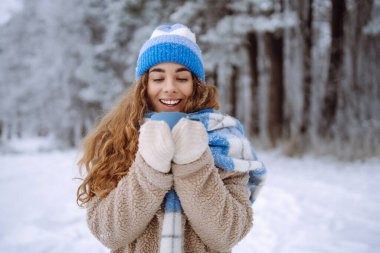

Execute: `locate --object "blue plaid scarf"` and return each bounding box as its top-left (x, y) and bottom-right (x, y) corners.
top-left (145, 109), bottom-right (267, 252)
top-left (191, 109), bottom-right (266, 200)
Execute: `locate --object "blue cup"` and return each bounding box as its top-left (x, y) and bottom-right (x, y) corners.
top-left (150, 112), bottom-right (187, 129)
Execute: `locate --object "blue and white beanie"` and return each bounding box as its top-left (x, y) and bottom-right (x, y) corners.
top-left (136, 24), bottom-right (205, 81)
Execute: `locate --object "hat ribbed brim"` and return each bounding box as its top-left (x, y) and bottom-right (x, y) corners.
top-left (136, 42), bottom-right (205, 81)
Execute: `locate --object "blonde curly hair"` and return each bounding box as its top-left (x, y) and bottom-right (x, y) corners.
top-left (76, 73), bottom-right (220, 207)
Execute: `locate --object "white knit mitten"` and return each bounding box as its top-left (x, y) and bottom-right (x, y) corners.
top-left (138, 120), bottom-right (175, 173)
top-left (172, 118), bottom-right (208, 165)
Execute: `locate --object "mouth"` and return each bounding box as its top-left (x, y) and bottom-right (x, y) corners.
top-left (159, 99), bottom-right (182, 106)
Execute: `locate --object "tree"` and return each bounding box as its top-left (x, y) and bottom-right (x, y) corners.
top-left (298, 0), bottom-right (313, 137)
top-left (319, 0), bottom-right (346, 138)
top-left (265, 30), bottom-right (284, 146)
top-left (247, 31), bottom-right (259, 136)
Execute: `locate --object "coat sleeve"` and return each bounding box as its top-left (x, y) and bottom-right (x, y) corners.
top-left (86, 152), bottom-right (173, 250)
top-left (172, 148), bottom-right (253, 252)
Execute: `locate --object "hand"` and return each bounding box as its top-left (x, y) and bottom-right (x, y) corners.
top-left (138, 120), bottom-right (175, 173)
top-left (172, 118), bottom-right (208, 164)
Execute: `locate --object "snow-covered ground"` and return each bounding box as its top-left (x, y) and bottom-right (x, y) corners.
top-left (1, 145), bottom-right (379, 253)
top-left (0, 0), bottom-right (23, 25)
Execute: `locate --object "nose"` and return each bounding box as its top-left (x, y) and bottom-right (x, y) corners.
top-left (162, 77), bottom-right (177, 93)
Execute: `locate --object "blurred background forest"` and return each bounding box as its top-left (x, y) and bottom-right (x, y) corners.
top-left (0, 0), bottom-right (379, 160)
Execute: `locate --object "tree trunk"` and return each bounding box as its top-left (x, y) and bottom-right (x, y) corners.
top-left (0, 120), bottom-right (2, 141)
top-left (229, 65), bottom-right (239, 117)
top-left (264, 31), bottom-right (284, 146)
top-left (352, 0), bottom-right (373, 92)
top-left (247, 32), bottom-right (259, 136)
top-left (319, 0), bottom-right (346, 138)
top-left (349, 0), bottom-right (374, 123)
top-left (299, 0), bottom-right (313, 136)
top-left (212, 65), bottom-right (218, 88)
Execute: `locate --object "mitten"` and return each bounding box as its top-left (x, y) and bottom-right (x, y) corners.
top-left (172, 118), bottom-right (208, 164)
top-left (138, 120), bottom-right (175, 173)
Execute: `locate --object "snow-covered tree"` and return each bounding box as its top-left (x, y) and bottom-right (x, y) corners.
top-left (1, 0), bottom-right (379, 159)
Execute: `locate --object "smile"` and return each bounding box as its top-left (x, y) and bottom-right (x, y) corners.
top-left (159, 99), bottom-right (181, 106)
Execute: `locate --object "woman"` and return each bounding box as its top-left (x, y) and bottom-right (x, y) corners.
top-left (77, 23), bottom-right (266, 253)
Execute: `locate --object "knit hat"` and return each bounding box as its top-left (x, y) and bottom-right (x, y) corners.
top-left (136, 24), bottom-right (205, 81)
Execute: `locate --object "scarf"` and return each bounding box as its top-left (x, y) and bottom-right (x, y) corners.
top-left (148, 109), bottom-right (267, 253)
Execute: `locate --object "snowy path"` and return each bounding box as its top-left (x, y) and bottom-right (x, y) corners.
top-left (235, 151), bottom-right (380, 253)
top-left (0, 150), bottom-right (379, 253)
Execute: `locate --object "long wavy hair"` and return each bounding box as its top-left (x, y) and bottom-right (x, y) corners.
top-left (76, 72), bottom-right (220, 207)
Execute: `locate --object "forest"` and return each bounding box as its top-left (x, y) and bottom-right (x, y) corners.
top-left (0, 0), bottom-right (379, 159)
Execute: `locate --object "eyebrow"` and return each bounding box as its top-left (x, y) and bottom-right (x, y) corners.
top-left (149, 67), bottom-right (190, 73)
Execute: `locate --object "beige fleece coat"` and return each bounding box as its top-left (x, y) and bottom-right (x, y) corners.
top-left (87, 149), bottom-right (253, 253)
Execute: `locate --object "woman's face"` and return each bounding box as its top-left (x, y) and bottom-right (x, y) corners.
top-left (147, 62), bottom-right (194, 113)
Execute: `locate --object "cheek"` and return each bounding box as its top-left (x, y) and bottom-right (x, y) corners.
top-left (147, 82), bottom-right (158, 99)
top-left (147, 84), bottom-right (159, 108)
top-left (182, 83), bottom-right (194, 99)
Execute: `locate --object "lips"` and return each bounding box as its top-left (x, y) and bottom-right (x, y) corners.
top-left (159, 99), bottom-right (181, 106)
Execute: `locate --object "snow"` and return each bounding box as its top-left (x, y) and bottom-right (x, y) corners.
top-left (0, 0), bottom-right (23, 25)
top-left (1, 145), bottom-right (380, 253)
top-left (234, 151), bottom-right (380, 253)
top-left (5, 137), bottom-right (57, 153)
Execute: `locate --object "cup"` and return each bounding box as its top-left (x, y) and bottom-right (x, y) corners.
top-left (150, 112), bottom-right (187, 129)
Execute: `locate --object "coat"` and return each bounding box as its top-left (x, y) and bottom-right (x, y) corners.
top-left (86, 149), bottom-right (253, 253)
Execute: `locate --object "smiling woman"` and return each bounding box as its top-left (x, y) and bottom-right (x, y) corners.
top-left (147, 63), bottom-right (194, 113)
top-left (77, 23), bottom-right (266, 253)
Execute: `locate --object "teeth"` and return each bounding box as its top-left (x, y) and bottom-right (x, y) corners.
top-left (160, 99), bottom-right (180, 105)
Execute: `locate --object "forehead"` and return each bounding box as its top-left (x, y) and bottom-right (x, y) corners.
top-left (149, 62), bottom-right (190, 73)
